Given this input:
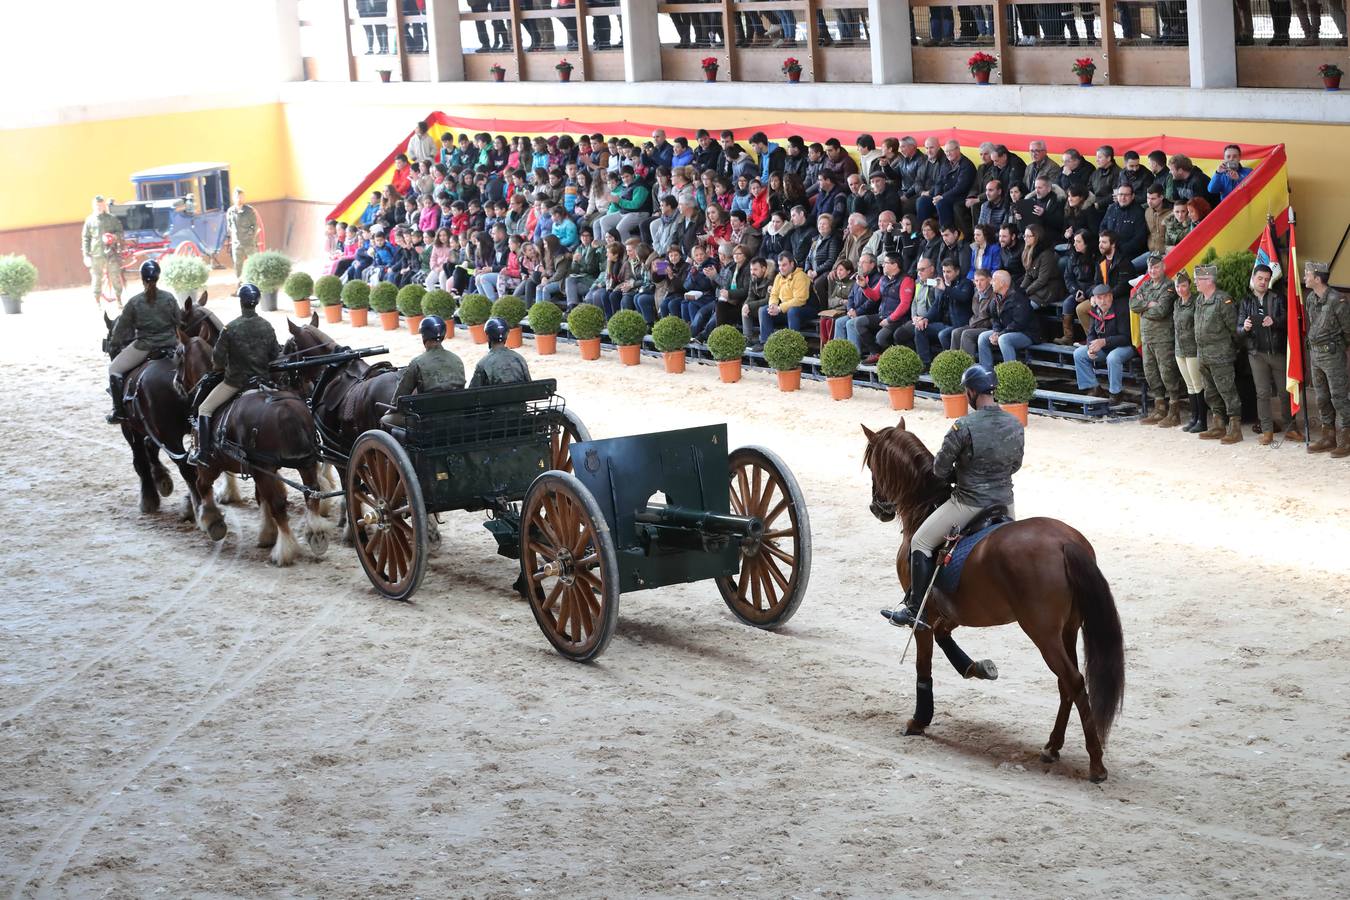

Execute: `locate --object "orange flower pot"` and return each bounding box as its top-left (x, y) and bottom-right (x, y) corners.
top-left (293, 299), bottom-right (312, 319)
top-left (444, 319), bottom-right (456, 340)
top-left (942, 393), bottom-right (969, 418)
top-left (776, 368), bottom-right (802, 392)
top-left (506, 327), bottom-right (523, 348)
top-left (536, 333), bottom-right (558, 355)
top-left (827, 375), bottom-right (854, 400)
top-left (888, 385), bottom-right (915, 410)
top-left (469, 323), bottom-right (487, 344)
top-left (405, 314), bottom-right (424, 335)
top-left (349, 308), bottom-right (369, 328)
top-left (717, 359), bottom-right (742, 383)
top-left (579, 337), bottom-right (602, 360)
top-left (663, 351), bottom-right (686, 373)
top-left (323, 304), bottom-right (343, 324)
top-left (617, 344), bottom-right (641, 366)
top-left (1000, 402), bottom-right (1029, 426)
top-left (379, 310), bottom-right (399, 330)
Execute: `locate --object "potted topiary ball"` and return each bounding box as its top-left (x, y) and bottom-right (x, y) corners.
top-left (651, 315), bottom-right (691, 373)
top-left (527, 300), bottom-right (564, 355)
top-left (368, 278), bottom-right (398, 328)
top-left (241, 250), bottom-right (292, 311)
top-left (0, 254), bottom-right (38, 314)
top-left (283, 271), bottom-right (315, 319)
top-left (877, 345), bottom-right (923, 410)
top-left (707, 324), bottom-right (747, 383)
top-left (459, 293), bottom-right (492, 343)
top-left (930, 348), bottom-right (975, 418)
top-left (607, 309), bottom-right (649, 365)
top-left (491, 295), bottom-right (528, 348)
top-left (345, 279), bottom-right (375, 327)
top-left (819, 338), bottom-right (861, 400)
top-left (315, 274), bottom-right (344, 323)
top-left (161, 255), bottom-right (211, 306)
top-left (397, 284), bottom-right (427, 334)
top-left (567, 303), bottom-right (606, 360)
top-left (994, 360), bottom-right (1037, 426)
top-left (764, 328), bottom-right (808, 392)
top-left (422, 289), bottom-right (458, 338)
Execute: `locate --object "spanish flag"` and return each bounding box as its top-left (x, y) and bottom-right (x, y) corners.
top-left (1286, 217), bottom-right (1305, 415)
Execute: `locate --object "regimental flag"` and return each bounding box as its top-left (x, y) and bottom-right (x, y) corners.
top-left (1254, 222), bottom-right (1283, 282)
top-left (1286, 215), bottom-right (1305, 415)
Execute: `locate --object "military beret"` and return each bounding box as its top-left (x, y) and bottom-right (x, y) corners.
top-left (1194, 265), bottom-right (1218, 278)
top-left (1304, 260), bottom-right (1330, 276)
top-left (1147, 251), bottom-right (1165, 264)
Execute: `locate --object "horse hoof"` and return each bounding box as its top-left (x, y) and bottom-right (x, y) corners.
top-left (140, 496), bottom-right (160, 514)
top-left (207, 520), bottom-right (227, 542)
top-left (1040, 748), bottom-right (1060, 764)
top-left (309, 531), bottom-right (329, 559)
top-left (966, 659), bottom-right (999, 680)
top-left (903, 719), bottom-right (927, 736)
top-left (1090, 769), bottom-right (1108, 784)
top-left (156, 473), bottom-right (174, 496)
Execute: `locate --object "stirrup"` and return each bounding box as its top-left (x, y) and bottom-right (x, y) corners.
top-left (880, 605), bottom-right (930, 631)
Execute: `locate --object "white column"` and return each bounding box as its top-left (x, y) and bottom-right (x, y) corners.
top-left (273, 0), bottom-right (304, 82)
top-left (427, 0), bottom-right (467, 81)
top-left (621, 0), bottom-right (662, 82)
top-left (869, 0), bottom-right (913, 84)
top-left (1187, 0), bottom-right (1236, 88)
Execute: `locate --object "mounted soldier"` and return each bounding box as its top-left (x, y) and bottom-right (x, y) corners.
top-left (469, 316), bottom-right (532, 388)
top-left (107, 260), bottom-right (179, 423)
top-left (380, 315), bottom-right (467, 430)
top-left (189, 283), bottom-right (281, 464)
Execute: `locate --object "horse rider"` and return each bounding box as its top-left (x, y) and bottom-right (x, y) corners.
top-left (188, 283), bottom-right (282, 465)
top-left (469, 316), bottom-right (532, 387)
top-left (889, 363), bottom-right (1025, 630)
top-left (107, 260), bottom-right (179, 423)
top-left (380, 315), bottom-right (467, 430)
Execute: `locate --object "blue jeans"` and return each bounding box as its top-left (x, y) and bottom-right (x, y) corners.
top-left (658, 294), bottom-right (682, 320)
top-left (689, 299), bottom-right (718, 336)
top-left (681, 295), bottom-right (713, 324)
top-left (759, 305), bottom-right (816, 343)
top-left (929, 6), bottom-right (954, 39)
top-left (977, 330), bottom-right (1034, 368)
top-left (915, 193), bottom-right (960, 230)
top-left (836, 314), bottom-right (864, 353)
top-left (634, 291), bottom-right (657, 323)
top-left (937, 324), bottom-right (960, 350)
top-left (477, 272), bottom-right (500, 301)
top-left (1074, 344), bottom-right (1136, 394)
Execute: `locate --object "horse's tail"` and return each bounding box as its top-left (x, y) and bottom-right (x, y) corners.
top-left (1063, 542), bottom-right (1125, 743)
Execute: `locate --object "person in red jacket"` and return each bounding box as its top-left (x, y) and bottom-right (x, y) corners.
top-left (853, 251), bottom-right (915, 363)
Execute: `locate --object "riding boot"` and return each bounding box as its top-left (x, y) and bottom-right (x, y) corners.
top-left (883, 550), bottom-right (936, 631)
top-left (1182, 392), bottom-right (1205, 432)
top-left (1331, 428), bottom-right (1350, 459)
top-left (1157, 399), bottom-right (1183, 428)
top-left (189, 415), bottom-right (212, 466)
top-left (106, 374), bottom-right (127, 423)
top-left (1140, 397), bottom-right (1167, 425)
top-left (1053, 314), bottom-right (1075, 345)
top-left (1307, 425), bottom-right (1336, 453)
top-left (1220, 414), bottom-right (1244, 444)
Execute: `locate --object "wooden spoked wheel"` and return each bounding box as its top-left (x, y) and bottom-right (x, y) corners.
top-left (347, 430), bottom-right (428, 602)
top-left (549, 408), bottom-right (591, 474)
top-left (520, 472), bottom-right (619, 662)
top-left (716, 446), bottom-right (812, 628)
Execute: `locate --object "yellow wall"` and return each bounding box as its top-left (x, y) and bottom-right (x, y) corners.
top-left (0, 104), bottom-right (289, 232)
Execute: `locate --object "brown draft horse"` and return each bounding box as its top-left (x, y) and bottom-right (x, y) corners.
top-left (176, 333), bottom-right (332, 566)
top-left (862, 418), bottom-right (1125, 782)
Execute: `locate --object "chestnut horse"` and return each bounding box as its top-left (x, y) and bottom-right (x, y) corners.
top-left (862, 418), bottom-right (1125, 782)
top-left (176, 334), bottom-right (332, 566)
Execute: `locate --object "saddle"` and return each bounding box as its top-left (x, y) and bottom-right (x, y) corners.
top-left (934, 504), bottom-right (1014, 595)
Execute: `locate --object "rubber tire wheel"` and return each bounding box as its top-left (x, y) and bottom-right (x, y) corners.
top-left (347, 429), bottom-right (428, 601)
top-left (551, 407), bottom-right (592, 474)
top-left (716, 445), bottom-right (812, 629)
top-left (520, 470), bottom-right (620, 662)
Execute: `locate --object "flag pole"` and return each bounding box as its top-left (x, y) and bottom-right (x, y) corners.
top-left (1289, 206), bottom-right (1311, 443)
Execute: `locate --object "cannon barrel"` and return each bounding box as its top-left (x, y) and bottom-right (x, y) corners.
top-left (635, 504), bottom-right (763, 540)
top-left (270, 345), bottom-right (388, 371)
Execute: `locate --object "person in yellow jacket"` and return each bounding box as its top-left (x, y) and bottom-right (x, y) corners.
top-left (754, 251), bottom-right (814, 349)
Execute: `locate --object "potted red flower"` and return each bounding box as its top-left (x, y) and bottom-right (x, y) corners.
top-left (489, 64), bottom-right (506, 82)
top-left (1320, 63), bottom-right (1343, 91)
top-left (782, 57), bottom-right (803, 83)
top-left (555, 58), bottom-right (574, 82)
top-left (701, 56), bottom-right (719, 82)
top-left (1071, 56), bottom-right (1097, 86)
top-left (967, 51), bottom-right (997, 85)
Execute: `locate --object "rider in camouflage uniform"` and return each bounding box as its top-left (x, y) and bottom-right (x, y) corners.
top-left (82, 195), bottom-right (124, 304)
top-left (189, 284), bottom-right (282, 464)
top-left (381, 316), bottom-right (467, 429)
top-left (469, 317), bottom-right (532, 387)
top-left (107, 260), bottom-right (179, 423)
top-left (885, 364), bottom-right (1024, 630)
top-left (226, 188), bottom-right (260, 292)
top-left (1302, 260), bottom-right (1350, 458)
top-left (1130, 252), bottom-right (1186, 427)
top-left (1192, 264), bottom-right (1243, 444)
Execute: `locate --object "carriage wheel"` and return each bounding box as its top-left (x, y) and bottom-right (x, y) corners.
top-left (549, 408), bottom-right (591, 474)
top-left (520, 471), bottom-right (619, 662)
top-left (347, 430), bottom-right (428, 602)
top-left (716, 446), bottom-right (812, 629)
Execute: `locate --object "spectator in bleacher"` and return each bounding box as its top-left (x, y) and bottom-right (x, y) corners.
top-left (836, 252), bottom-right (882, 354)
top-left (740, 256), bottom-right (774, 344)
top-left (1019, 224), bottom-right (1059, 310)
top-left (968, 143), bottom-right (999, 220)
top-left (1240, 263), bottom-right (1300, 444)
top-left (1131, 253), bottom-right (1187, 427)
top-left (937, 224), bottom-right (972, 277)
top-left (1073, 283), bottom-right (1135, 403)
top-left (786, 205), bottom-right (815, 268)
top-left (858, 252), bottom-right (915, 363)
top-left (693, 130), bottom-right (722, 174)
top-left (933, 257), bottom-right (975, 355)
top-left (1095, 229), bottom-right (1135, 304)
top-left (391, 154), bottom-right (413, 197)
top-left (917, 140), bottom-right (976, 231)
top-left (700, 243), bottom-right (750, 342)
top-left (1100, 183), bottom-right (1149, 269)
top-left (856, 133), bottom-right (882, 180)
top-left (997, 224), bottom-right (1025, 282)
top-left (1060, 185), bottom-right (1101, 245)
top-left (649, 196), bottom-right (681, 256)
top-left (813, 171), bottom-right (848, 232)
top-left (648, 244), bottom-right (688, 321)
top-left (837, 213), bottom-right (873, 270)
top-left (1143, 184), bottom-right (1169, 256)
top-left (584, 243), bottom-right (624, 313)
top-left (977, 179), bottom-right (1012, 228)
top-left (1116, 150), bottom-right (1152, 197)
top-left (360, 191), bottom-right (383, 228)
top-left (951, 268), bottom-right (996, 357)
top-left (1163, 154), bottom-right (1213, 206)
top-left (750, 132), bottom-right (787, 181)
top-left (977, 269), bottom-right (1037, 368)
top-left (564, 228), bottom-right (604, 308)
top-left (992, 145), bottom-right (1027, 194)
top-left (1186, 196), bottom-right (1212, 229)
top-left (1056, 228), bottom-right (1099, 345)
top-left (891, 256), bottom-right (946, 369)
top-left (861, 210), bottom-right (901, 262)
top-left (756, 251), bottom-right (815, 348)
top-left (1022, 140), bottom-right (1062, 193)
top-left (1020, 175), bottom-right (1063, 236)
top-left (822, 138), bottom-right (860, 183)
top-left (862, 171), bottom-right (901, 228)
top-left (1087, 145), bottom-right (1122, 212)
top-left (407, 120), bottom-right (436, 166)
top-left (820, 259), bottom-right (857, 321)
top-left (915, 218), bottom-right (943, 275)
top-left (968, 224), bottom-right (1001, 282)
top-left (1192, 264), bottom-right (1245, 442)
top-left (681, 242), bottom-right (720, 324)
top-left (1055, 148), bottom-right (1091, 197)
top-left (1208, 145), bottom-right (1252, 202)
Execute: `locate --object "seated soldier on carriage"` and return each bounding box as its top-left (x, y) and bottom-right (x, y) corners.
top-left (380, 315), bottom-right (467, 430)
top-left (469, 316), bottom-right (532, 388)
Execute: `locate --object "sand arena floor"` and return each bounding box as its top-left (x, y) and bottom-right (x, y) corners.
top-left (2, 279), bottom-right (1347, 898)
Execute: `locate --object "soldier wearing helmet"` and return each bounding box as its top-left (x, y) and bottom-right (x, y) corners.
top-left (888, 363), bottom-right (1024, 630)
top-left (468, 316), bottom-right (531, 388)
top-left (106, 260), bottom-right (180, 423)
top-left (380, 315), bottom-right (466, 430)
top-left (188, 284), bottom-right (282, 464)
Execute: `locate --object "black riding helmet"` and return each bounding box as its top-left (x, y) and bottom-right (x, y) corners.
top-left (140, 259), bottom-right (161, 282)
top-left (960, 363), bottom-right (998, 396)
top-left (239, 283), bottom-right (262, 308)
top-left (419, 315), bottom-right (447, 343)
top-left (484, 316), bottom-right (510, 345)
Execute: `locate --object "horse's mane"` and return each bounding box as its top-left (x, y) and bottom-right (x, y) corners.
top-left (864, 426), bottom-right (951, 524)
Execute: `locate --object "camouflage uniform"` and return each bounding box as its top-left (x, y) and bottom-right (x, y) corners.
top-left (109, 289), bottom-right (180, 374)
top-left (469, 346), bottom-right (532, 388)
top-left (226, 203), bottom-right (260, 278)
top-left (382, 345), bottom-right (467, 428)
top-left (1130, 276), bottom-right (1185, 423)
top-left (1193, 284), bottom-right (1242, 428)
top-left (198, 308), bottom-right (283, 416)
top-left (1304, 285), bottom-right (1350, 455)
top-left (82, 210), bottom-right (124, 299)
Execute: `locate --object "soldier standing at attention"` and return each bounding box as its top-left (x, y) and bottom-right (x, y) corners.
top-left (189, 284), bottom-right (282, 464)
top-left (469, 317), bottom-right (532, 387)
top-left (82, 194), bottom-right (124, 305)
top-left (1130, 252), bottom-right (1186, 428)
top-left (226, 188), bottom-right (260, 295)
top-left (1192, 264), bottom-right (1244, 444)
top-left (381, 316), bottom-right (467, 430)
top-left (1302, 261), bottom-right (1350, 457)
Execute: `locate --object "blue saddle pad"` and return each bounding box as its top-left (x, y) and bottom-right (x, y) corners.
top-left (935, 520), bottom-right (1012, 594)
